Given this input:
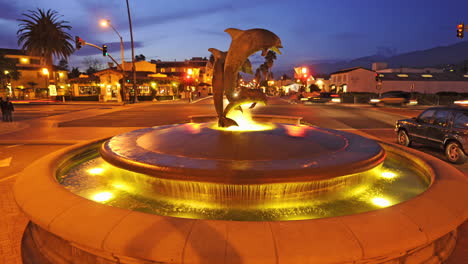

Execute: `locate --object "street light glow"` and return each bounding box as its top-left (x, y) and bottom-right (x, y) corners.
top-left (41, 68), bottom-right (49, 75)
top-left (100, 19), bottom-right (110, 27)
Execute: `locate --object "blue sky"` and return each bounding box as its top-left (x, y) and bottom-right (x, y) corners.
top-left (0, 0), bottom-right (467, 73)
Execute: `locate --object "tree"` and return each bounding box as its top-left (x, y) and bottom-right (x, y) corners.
top-left (83, 57), bottom-right (103, 75)
top-left (17, 9), bottom-right (74, 72)
top-left (0, 56), bottom-right (20, 92)
top-left (68, 67), bottom-right (81, 79)
top-left (259, 63), bottom-right (269, 81)
top-left (57, 59), bottom-right (69, 71)
top-left (135, 54), bottom-right (146, 61)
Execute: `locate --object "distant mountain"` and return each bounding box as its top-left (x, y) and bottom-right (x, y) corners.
top-left (274, 41), bottom-right (468, 76)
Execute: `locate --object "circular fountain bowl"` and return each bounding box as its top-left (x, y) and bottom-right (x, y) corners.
top-left (13, 119), bottom-right (468, 264)
top-left (98, 123), bottom-right (386, 207)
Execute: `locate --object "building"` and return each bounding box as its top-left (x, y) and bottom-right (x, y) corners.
top-left (0, 48), bottom-right (68, 99)
top-left (151, 57), bottom-right (213, 95)
top-left (69, 60), bottom-right (181, 102)
top-left (329, 67), bottom-right (376, 93)
top-left (374, 62), bottom-right (468, 94)
top-left (376, 72), bottom-right (468, 94)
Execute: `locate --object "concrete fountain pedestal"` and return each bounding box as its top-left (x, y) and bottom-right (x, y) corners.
top-left (14, 116), bottom-right (468, 264)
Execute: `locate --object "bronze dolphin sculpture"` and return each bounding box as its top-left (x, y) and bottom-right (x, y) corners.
top-left (223, 28), bottom-right (282, 102)
top-left (208, 48), bottom-right (238, 127)
top-left (222, 87), bottom-right (268, 127)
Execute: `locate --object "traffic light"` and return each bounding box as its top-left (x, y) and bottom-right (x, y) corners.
top-left (75, 36), bottom-right (82, 50)
top-left (457, 23), bottom-right (464, 39)
top-left (102, 45), bottom-right (108, 56)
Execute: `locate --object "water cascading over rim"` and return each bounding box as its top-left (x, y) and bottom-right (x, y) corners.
top-left (99, 122), bottom-right (386, 207)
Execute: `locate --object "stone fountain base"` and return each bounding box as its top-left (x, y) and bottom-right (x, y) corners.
top-left (14, 117), bottom-right (468, 264)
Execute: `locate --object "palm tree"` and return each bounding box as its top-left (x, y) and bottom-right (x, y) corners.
top-left (17, 9), bottom-right (74, 71)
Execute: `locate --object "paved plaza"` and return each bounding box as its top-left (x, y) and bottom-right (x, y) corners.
top-left (0, 98), bottom-right (466, 263)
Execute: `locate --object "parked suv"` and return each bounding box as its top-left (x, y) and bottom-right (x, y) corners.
top-left (395, 105), bottom-right (468, 163)
top-left (370, 91), bottom-right (417, 106)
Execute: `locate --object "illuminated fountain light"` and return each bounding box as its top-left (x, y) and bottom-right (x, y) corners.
top-left (380, 171), bottom-right (397, 179)
top-left (87, 167), bottom-right (105, 175)
top-left (371, 197), bottom-right (391, 207)
top-left (212, 105), bottom-right (274, 132)
top-left (92, 191), bottom-right (113, 202)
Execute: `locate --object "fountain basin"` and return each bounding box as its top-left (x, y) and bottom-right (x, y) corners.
top-left (14, 118), bottom-right (468, 263)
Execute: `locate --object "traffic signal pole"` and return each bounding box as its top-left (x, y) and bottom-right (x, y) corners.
top-left (75, 38), bottom-right (127, 104)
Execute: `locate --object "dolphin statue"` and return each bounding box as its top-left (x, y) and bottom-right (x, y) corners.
top-left (208, 48), bottom-right (238, 127)
top-left (209, 48), bottom-right (256, 127)
top-left (223, 28), bottom-right (282, 102)
top-left (222, 87), bottom-right (268, 127)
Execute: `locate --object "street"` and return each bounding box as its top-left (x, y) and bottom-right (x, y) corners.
top-left (2, 97), bottom-right (467, 174)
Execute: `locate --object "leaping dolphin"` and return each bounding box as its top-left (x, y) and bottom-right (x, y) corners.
top-left (208, 48), bottom-right (238, 127)
top-left (222, 87), bottom-right (268, 127)
top-left (223, 28), bottom-right (282, 102)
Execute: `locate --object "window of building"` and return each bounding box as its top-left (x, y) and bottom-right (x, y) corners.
top-left (171, 68), bottom-right (176, 72)
top-left (421, 74), bottom-right (433, 78)
top-left (397, 74), bottom-right (409, 78)
top-left (78, 86), bottom-right (100, 95)
top-left (160, 68), bottom-right (166, 73)
top-left (343, 75), bottom-right (347, 82)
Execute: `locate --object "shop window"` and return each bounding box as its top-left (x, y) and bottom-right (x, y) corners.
top-left (79, 86), bottom-right (100, 95)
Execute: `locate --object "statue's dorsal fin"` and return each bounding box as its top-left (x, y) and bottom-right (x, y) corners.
top-left (225, 28), bottom-right (244, 40)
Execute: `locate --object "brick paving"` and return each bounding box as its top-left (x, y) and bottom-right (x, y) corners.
top-left (0, 176), bottom-right (28, 264)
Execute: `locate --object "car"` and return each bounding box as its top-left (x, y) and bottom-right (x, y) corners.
top-left (395, 104), bottom-right (468, 164)
top-left (370, 91), bottom-right (417, 106)
top-left (307, 92), bottom-right (341, 104)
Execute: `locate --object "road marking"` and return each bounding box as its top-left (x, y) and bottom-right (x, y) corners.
top-left (5, 144), bottom-right (23, 148)
top-left (0, 157), bottom-right (12, 167)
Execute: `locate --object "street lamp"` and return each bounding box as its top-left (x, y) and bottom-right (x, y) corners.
top-left (100, 19), bottom-right (126, 103)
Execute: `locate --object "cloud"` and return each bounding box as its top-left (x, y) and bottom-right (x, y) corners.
top-left (192, 28), bottom-right (227, 37)
top-left (331, 32), bottom-right (368, 41)
top-left (0, 1), bottom-right (22, 21)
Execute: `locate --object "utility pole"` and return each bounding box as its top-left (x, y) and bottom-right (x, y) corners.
top-left (126, 0), bottom-right (138, 103)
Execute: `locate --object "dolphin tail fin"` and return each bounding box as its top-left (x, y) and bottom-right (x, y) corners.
top-left (236, 106), bottom-right (243, 113)
top-left (249, 102), bottom-right (257, 109)
top-left (218, 116), bottom-right (239, 128)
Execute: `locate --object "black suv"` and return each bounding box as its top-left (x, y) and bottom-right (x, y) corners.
top-left (395, 105), bottom-right (468, 164)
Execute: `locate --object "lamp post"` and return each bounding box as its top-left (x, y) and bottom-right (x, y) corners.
top-left (41, 68), bottom-right (49, 99)
top-left (100, 19), bottom-right (127, 104)
top-left (125, 0), bottom-right (138, 103)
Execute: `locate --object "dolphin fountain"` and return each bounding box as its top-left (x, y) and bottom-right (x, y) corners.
top-left (210, 28), bottom-right (283, 127)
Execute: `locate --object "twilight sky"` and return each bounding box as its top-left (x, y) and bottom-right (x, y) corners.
top-left (0, 0), bottom-right (467, 73)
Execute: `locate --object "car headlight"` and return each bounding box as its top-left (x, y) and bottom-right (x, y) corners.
top-left (331, 98), bottom-right (341, 103)
top-left (370, 99), bottom-right (380, 103)
top-left (454, 100), bottom-right (468, 105)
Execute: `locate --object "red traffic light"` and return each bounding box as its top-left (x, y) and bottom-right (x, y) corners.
top-left (457, 23), bottom-right (465, 39)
